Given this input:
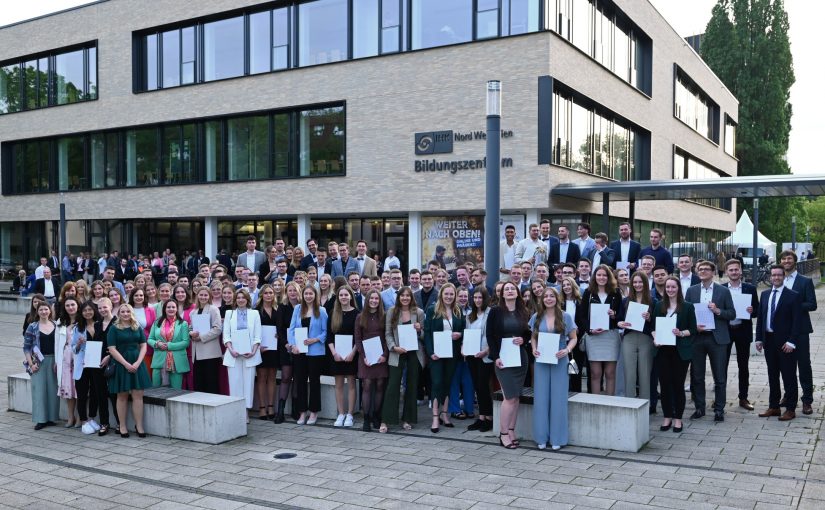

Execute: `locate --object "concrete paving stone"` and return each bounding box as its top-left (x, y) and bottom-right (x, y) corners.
top-left (357, 475), bottom-right (414, 490)
top-left (282, 495), bottom-right (342, 510)
top-left (664, 479), bottom-right (729, 496)
top-left (552, 466), bottom-right (611, 480)
top-left (625, 482), bottom-right (693, 500)
top-left (127, 484), bottom-right (205, 504)
top-left (677, 466), bottom-right (736, 480)
top-left (413, 493), bottom-right (474, 509)
top-left (550, 492), bottom-right (615, 509)
top-left (588, 487), bottom-right (655, 505)
top-left (320, 478), bottom-right (376, 495)
top-left (606, 472), bottom-right (669, 488)
top-left (385, 462), bottom-right (440, 475)
top-left (568, 476), bottom-right (631, 491)
top-left (374, 499), bottom-right (435, 510)
top-left (800, 481), bottom-right (825, 500)
top-left (443, 477), bottom-right (502, 492)
top-left (509, 497), bottom-right (571, 509)
top-left (279, 483), bottom-right (336, 499)
top-left (690, 493), bottom-right (759, 509)
top-left (314, 469), bottom-right (368, 483)
top-left (20, 499), bottom-right (78, 510)
top-left (430, 467), bottom-right (487, 481)
top-left (767, 466), bottom-right (807, 478)
top-left (187, 496), bottom-right (246, 510)
top-left (760, 482), bottom-right (804, 497)
top-left (479, 473), bottom-right (538, 489)
top-left (609, 502), bottom-right (669, 510)
top-left (496, 483), bottom-right (586, 500)
top-left (147, 501), bottom-right (204, 510)
top-left (455, 489), bottom-right (516, 506)
top-left (66, 495), bottom-right (125, 510)
top-left (351, 465), bottom-right (407, 478)
top-left (406, 481), bottom-right (464, 497)
top-left (334, 504), bottom-right (382, 510)
top-left (701, 476), bottom-right (764, 492)
top-left (325, 490), bottom-right (386, 507)
top-left (753, 503), bottom-right (799, 510)
top-left (108, 491), bottom-right (164, 508)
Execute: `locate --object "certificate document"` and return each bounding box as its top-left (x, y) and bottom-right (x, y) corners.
top-left (362, 337), bottom-right (383, 365)
top-left (499, 338), bottom-right (522, 368)
top-left (694, 307), bottom-right (716, 330)
top-left (260, 326), bottom-right (277, 350)
top-left (590, 304), bottom-right (611, 330)
top-left (191, 314), bottom-right (211, 336)
top-left (222, 350), bottom-right (236, 368)
top-left (462, 329), bottom-right (482, 356)
top-left (83, 341), bottom-right (103, 369)
top-left (335, 335), bottom-right (353, 356)
top-left (536, 333), bottom-right (560, 364)
top-left (232, 329), bottom-right (252, 355)
top-left (398, 324), bottom-right (418, 351)
top-left (732, 293), bottom-right (752, 320)
top-left (624, 301), bottom-right (649, 332)
top-left (433, 331), bottom-right (453, 358)
top-left (655, 317), bottom-right (677, 346)
top-left (294, 327), bottom-right (309, 354)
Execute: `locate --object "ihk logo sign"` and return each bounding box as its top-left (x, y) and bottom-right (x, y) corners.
top-left (415, 130), bottom-right (453, 155)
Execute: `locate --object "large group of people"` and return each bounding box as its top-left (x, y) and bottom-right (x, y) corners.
top-left (22, 222), bottom-right (817, 451)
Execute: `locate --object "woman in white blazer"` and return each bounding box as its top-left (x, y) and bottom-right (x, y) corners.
top-left (222, 288), bottom-right (262, 423)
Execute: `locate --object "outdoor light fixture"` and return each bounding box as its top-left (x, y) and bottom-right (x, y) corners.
top-left (486, 80), bottom-right (501, 117)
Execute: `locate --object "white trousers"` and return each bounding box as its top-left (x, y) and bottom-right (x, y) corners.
top-left (227, 363), bottom-right (256, 409)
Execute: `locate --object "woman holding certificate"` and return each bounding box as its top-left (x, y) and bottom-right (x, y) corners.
top-left (223, 289), bottom-right (262, 423)
top-left (530, 287), bottom-right (577, 450)
top-left (274, 281), bottom-right (301, 424)
top-left (327, 285), bottom-right (359, 427)
top-left (147, 300), bottom-right (191, 389)
top-left (423, 283), bottom-right (466, 433)
top-left (617, 272), bottom-right (655, 400)
top-left (653, 277), bottom-right (697, 433)
top-left (355, 289), bottom-right (389, 432)
top-left (189, 287), bottom-right (223, 395)
top-left (465, 287), bottom-right (493, 432)
top-left (287, 285), bottom-right (328, 425)
top-left (488, 281), bottom-right (531, 448)
top-left (107, 304), bottom-right (152, 438)
top-left (383, 286), bottom-right (425, 431)
top-left (576, 265), bottom-right (622, 395)
top-left (255, 284), bottom-right (279, 419)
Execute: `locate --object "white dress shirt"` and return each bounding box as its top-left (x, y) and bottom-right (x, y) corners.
top-left (765, 285), bottom-right (784, 333)
top-left (34, 265), bottom-right (47, 279)
top-left (784, 270), bottom-right (797, 290)
top-left (727, 282), bottom-right (742, 326)
top-left (700, 283), bottom-right (714, 304)
top-left (620, 239), bottom-right (630, 262)
top-left (679, 273), bottom-right (693, 298)
top-left (43, 278), bottom-right (55, 298)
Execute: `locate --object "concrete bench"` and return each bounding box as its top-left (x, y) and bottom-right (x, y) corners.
top-left (492, 389), bottom-right (649, 452)
top-left (0, 295), bottom-right (31, 314)
top-left (8, 373), bottom-right (247, 444)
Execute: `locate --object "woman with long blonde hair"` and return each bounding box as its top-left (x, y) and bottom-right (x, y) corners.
top-left (107, 304), bottom-right (151, 437)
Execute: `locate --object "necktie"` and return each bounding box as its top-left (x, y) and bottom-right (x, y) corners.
top-left (769, 289), bottom-right (778, 330)
top-left (358, 257), bottom-right (364, 261)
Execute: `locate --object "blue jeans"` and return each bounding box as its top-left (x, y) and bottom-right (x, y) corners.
top-left (448, 360), bottom-right (475, 414)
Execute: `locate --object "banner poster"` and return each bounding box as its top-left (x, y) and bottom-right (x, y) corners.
top-left (421, 216), bottom-right (484, 271)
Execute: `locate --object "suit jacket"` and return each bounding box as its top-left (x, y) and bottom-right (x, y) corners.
top-left (237, 251), bottom-right (266, 274)
top-left (576, 238), bottom-right (597, 260)
top-left (756, 287), bottom-right (801, 345)
top-left (147, 320), bottom-right (192, 372)
top-left (724, 281), bottom-right (759, 340)
top-left (357, 256), bottom-right (378, 277)
top-left (222, 308), bottom-right (263, 367)
top-left (790, 273), bottom-right (817, 334)
top-left (414, 288), bottom-right (438, 312)
top-left (331, 256), bottom-right (359, 278)
top-left (314, 260), bottom-right (333, 279)
top-left (33, 277), bottom-right (61, 296)
top-left (609, 239), bottom-right (642, 267)
top-left (653, 301), bottom-right (698, 361)
top-left (299, 253), bottom-right (317, 271)
top-left (684, 283), bottom-right (735, 345)
top-left (549, 241), bottom-right (582, 265)
top-left (590, 247), bottom-right (617, 269)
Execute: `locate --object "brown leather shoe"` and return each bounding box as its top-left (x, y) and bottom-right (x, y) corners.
top-left (739, 399), bottom-right (754, 411)
top-left (802, 404), bottom-right (813, 415)
top-left (758, 408), bottom-right (781, 417)
top-left (778, 410), bottom-right (796, 421)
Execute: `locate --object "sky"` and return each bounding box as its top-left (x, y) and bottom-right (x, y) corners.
top-left (1, 1), bottom-right (821, 175)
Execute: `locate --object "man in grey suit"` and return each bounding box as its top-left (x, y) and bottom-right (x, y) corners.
top-left (685, 260), bottom-right (736, 422)
top-left (331, 242), bottom-right (359, 278)
top-left (780, 250), bottom-right (818, 415)
top-left (236, 235), bottom-right (266, 275)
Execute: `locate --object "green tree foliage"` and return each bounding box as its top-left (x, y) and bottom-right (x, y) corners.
top-left (701, 0), bottom-right (802, 243)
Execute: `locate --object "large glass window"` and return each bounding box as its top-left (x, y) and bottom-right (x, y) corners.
top-left (299, 0), bottom-right (348, 66)
top-left (674, 67), bottom-right (719, 142)
top-left (0, 64), bottom-right (22, 114)
top-left (382, 0), bottom-right (401, 53)
top-left (181, 27), bottom-right (195, 84)
top-left (570, 101), bottom-right (590, 172)
top-left (504, 0), bottom-right (540, 35)
top-left (673, 148), bottom-right (731, 210)
top-left (204, 120), bottom-right (223, 182)
top-left (572, 0), bottom-right (592, 55)
top-left (249, 11), bottom-right (271, 75)
top-left (724, 116), bottom-right (736, 157)
top-left (126, 128), bottom-right (159, 187)
top-left (411, 0), bottom-right (472, 50)
top-left (273, 112), bottom-right (290, 177)
top-left (273, 8), bottom-right (290, 70)
top-left (299, 106), bottom-right (345, 176)
top-left (227, 116), bottom-right (269, 181)
top-left (57, 136), bottom-right (85, 191)
top-left (162, 30), bottom-right (181, 88)
top-left (144, 34), bottom-right (159, 91)
top-left (477, 0), bottom-right (499, 39)
top-left (353, 0), bottom-right (379, 59)
top-left (55, 49), bottom-right (85, 105)
top-left (163, 123), bottom-right (197, 184)
top-left (87, 47), bottom-right (98, 99)
top-left (203, 16), bottom-right (245, 81)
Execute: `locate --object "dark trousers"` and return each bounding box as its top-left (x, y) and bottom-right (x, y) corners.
top-left (467, 356), bottom-right (494, 416)
top-left (429, 358), bottom-right (457, 403)
top-left (690, 333), bottom-right (728, 413)
top-left (650, 363), bottom-right (659, 410)
top-left (194, 358), bottom-right (221, 394)
top-left (656, 347), bottom-right (690, 419)
top-left (383, 354), bottom-right (420, 424)
top-left (726, 326), bottom-right (752, 400)
top-left (293, 355), bottom-right (323, 413)
top-left (569, 345), bottom-right (586, 392)
top-left (796, 334), bottom-right (812, 405)
top-left (418, 366), bottom-right (431, 400)
top-left (765, 333), bottom-right (798, 411)
top-left (75, 367), bottom-right (110, 425)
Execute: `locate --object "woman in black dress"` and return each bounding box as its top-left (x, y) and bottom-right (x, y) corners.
top-left (255, 284), bottom-right (279, 420)
top-left (327, 285), bottom-right (359, 427)
top-left (488, 281), bottom-right (532, 449)
top-left (273, 281), bottom-right (301, 423)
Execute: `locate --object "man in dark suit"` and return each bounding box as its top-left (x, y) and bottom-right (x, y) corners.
top-left (676, 255), bottom-right (701, 298)
top-left (299, 238), bottom-right (318, 271)
top-left (347, 273), bottom-right (364, 310)
top-left (314, 247), bottom-right (333, 280)
top-left (539, 218), bottom-right (560, 256)
top-left (549, 225), bottom-right (581, 265)
top-left (780, 250), bottom-right (818, 415)
top-left (756, 265), bottom-right (802, 421)
top-left (33, 267), bottom-right (61, 304)
top-left (685, 260), bottom-right (735, 422)
top-left (331, 243), bottom-right (359, 278)
top-left (187, 249), bottom-right (210, 277)
top-left (609, 221), bottom-right (642, 272)
top-left (589, 233), bottom-right (616, 269)
top-left (414, 271), bottom-right (438, 312)
top-left (724, 258), bottom-right (759, 411)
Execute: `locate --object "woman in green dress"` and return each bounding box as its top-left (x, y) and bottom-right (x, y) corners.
top-left (107, 304), bottom-right (152, 438)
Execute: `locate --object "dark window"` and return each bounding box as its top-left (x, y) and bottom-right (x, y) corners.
top-left (298, 0), bottom-right (349, 66)
top-left (163, 124), bottom-right (197, 184)
top-left (227, 115), bottom-right (269, 181)
top-left (57, 136), bottom-right (85, 191)
top-left (90, 133), bottom-right (119, 189)
top-left (203, 16), bottom-right (245, 81)
top-left (673, 147), bottom-right (731, 210)
top-left (0, 64), bottom-right (22, 113)
top-left (14, 141), bottom-right (49, 193)
top-left (162, 30), bottom-right (181, 88)
top-left (249, 11), bottom-right (271, 75)
top-left (204, 120), bottom-right (223, 182)
top-left (23, 60), bottom-right (39, 110)
top-left (273, 112), bottom-right (290, 177)
top-left (411, 0), bottom-right (472, 50)
top-left (126, 127), bottom-right (159, 187)
top-left (299, 106), bottom-right (345, 176)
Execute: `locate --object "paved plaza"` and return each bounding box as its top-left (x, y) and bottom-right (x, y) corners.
top-left (0, 288), bottom-right (824, 509)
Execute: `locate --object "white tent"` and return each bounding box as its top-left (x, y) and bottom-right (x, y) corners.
top-left (719, 211), bottom-right (777, 263)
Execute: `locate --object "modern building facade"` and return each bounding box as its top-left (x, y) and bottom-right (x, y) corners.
top-left (0, 0), bottom-right (738, 273)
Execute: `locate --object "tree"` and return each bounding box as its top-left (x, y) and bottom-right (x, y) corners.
top-left (701, 0), bottom-right (801, 243)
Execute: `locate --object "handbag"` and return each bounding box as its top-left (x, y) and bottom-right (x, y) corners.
top-left (567, 359), bottom-right (580, 375)
top-left (579, 333), bottom-right (587, 353)
top-left (103, 359), bottom-right (116, 379)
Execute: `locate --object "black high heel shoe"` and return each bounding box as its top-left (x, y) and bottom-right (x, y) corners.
top-left (431, 415), bottom-right (440, 433)
top-left (499, 433), bottom-right (517, 449)
top-left (439, 412), bottom-right (454, 428)
top-left (119, 429), bottom-right (130, 438)
top-left (509, 428), bottom-right (520, 446)
top-left (135, 427), bottom-right (146, 438)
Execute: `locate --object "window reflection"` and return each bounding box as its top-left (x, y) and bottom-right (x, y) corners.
top-left (203, 17), bottom-right (245, 81)
top-left (299, 106), bottom-right (345, 176)
top-left (411, 0), bottom-right (472, 50)
top-left (227, 116), bottom-right (269, 181)
top-left (162, 30), bottom-right (181, 88)
top-left (55, 50), bottom-right (85, 105)
top-left (299, 0), bottom-right (348, 66)
top-left (249, 11), bottom-right (271, 75)
top-left (353, 0), bottom-right (379, 59)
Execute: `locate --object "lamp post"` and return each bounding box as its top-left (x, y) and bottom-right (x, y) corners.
top-left (484, 80), bottom-right (502, 277)
top-left (59, 192), bottom-right (67, 278)
top-left (751, 198), bottom-right (759, 284)
top-left (792, 216), bottom-right (797, 251)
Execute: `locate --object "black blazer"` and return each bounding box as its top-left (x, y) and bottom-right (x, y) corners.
top-left (609, 239), bottom-right (642, 266)
top-left (724, 282), bottom-right (759, 339)
top-left (790, 274), bottom-right (817, 334)
top-left (756, 287), bottom-right (801, 345)
top-left (590, 247), bottom-right (617, 269)
top-left (315, 260), bottom-right (333, 277)
top-left (299, 253), bottom-right (317, 271)
top-left (550, 242), bottom-right (582, 265)
top-left (33, 278), bottom-right (61, 296)
top-left (576, 289), bottom-right (623, 332)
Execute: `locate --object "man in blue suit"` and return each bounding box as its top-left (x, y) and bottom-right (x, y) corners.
top-left (609, 221), bottom-right (641, 272)
top-left (575, 222), bottom-right (597, 260)
top-left (780, 250), bottom-right (817, 415)
top-left (756, 265), bottom-right (801, 421)
top-left (331, 243), bottom-right (358, 278)
top-left (724, 259), bottom-right (759, 411)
